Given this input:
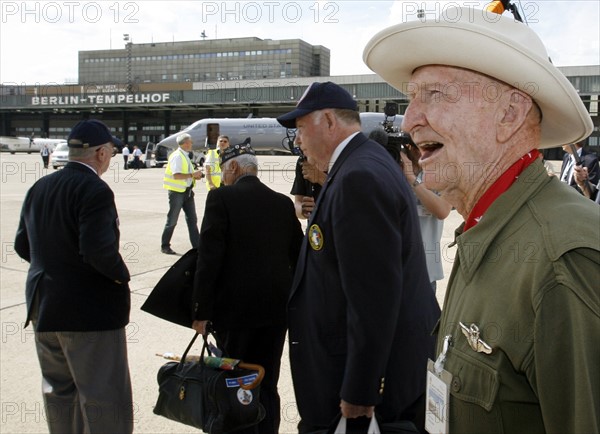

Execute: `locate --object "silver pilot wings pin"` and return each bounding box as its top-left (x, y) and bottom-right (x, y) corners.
top-left (459, 322), bottom-right (493, 354)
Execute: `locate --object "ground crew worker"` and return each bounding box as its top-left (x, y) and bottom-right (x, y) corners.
top-left (205, 135), bottom-right (230, 190)
top-left (40, 143), bottom-right (50, 169)
top-left (160, 133), bottom-right (204, 255)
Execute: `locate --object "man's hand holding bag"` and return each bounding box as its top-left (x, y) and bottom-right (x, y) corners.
top-left (153, 332), bottom-right (265, 433)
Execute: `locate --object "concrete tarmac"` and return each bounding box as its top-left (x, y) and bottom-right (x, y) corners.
top-left (0, 152), bottom-right (468, 433)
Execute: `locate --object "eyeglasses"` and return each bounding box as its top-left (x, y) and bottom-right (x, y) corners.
top-left (96, 144), bottom-right (115, 153)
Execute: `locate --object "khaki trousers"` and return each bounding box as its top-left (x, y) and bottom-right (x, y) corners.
top-left (34, 328), bottom-right (133, 434)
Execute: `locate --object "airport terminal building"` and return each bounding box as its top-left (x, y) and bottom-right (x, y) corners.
top-left (1, 36), bottom-right (599, 156)
top-left (80, 37), bottom-right (330, 85)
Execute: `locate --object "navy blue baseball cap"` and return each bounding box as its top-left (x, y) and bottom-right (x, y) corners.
top-left (277, 81), bottom-right (358, 128)
top-left (68, 119), bottom-right (123, 149)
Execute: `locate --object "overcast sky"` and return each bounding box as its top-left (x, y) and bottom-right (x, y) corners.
top-left (1, 0), bottom-right (598, 85)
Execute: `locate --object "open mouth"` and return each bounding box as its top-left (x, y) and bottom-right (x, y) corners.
top-left (417, 142), bottom-right (444, 161)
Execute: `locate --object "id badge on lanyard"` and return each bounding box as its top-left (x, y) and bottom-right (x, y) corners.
top-left (425, 335), bottom-right (452, 434)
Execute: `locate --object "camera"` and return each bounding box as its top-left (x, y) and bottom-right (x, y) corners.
top-left (378, 102), bottom-right (415, 165)
top-left (282, 128), bottom-right (304, 159)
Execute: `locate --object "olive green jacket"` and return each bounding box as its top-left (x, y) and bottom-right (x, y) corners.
top-left (437, 160), bottom-right (599, 433)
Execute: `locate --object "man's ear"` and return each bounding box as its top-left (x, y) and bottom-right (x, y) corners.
top-left (323, 110), bottom-right (337, 131)
top-left (497, 90), bottom-right (533, 143)
top-left (96, 145), bottom-right (108, 160)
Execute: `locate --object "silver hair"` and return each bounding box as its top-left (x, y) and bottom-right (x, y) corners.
top-left (177, 133), bottom-right (192, 145)
top-left (311, 108), bottom-right (360, 126)
top-left (68, 146), bottom-right (98, 159)
top-left (224, 153), bottom-right (258, 173)
top-left (312, 110), bottom-right (324, 125)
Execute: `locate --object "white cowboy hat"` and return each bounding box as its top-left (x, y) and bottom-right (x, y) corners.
top-left (362, 7), bottom-right (593, 149)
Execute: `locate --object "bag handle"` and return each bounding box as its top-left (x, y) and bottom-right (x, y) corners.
top-left (180, 332), bottom-right (205, 364)
top-left (236, 362), bottom-right (265, 391)
top-left (180, 332), bottom-right (265, 391)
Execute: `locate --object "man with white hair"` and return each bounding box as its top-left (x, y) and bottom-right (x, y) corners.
top-left (160, 132), bottom-right (204, 255)
top-left (192, 143), bottom-right (303, 434)
top-left (364, 5), bottom-right (599, 432)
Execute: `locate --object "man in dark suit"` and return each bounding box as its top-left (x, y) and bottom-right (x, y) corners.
top-left (559, 142), bottom-right (599, 199)
top-left (277, 82), bottom-right (441, 433)
top-left (14, 119), bottom-right (133, 434)
top-left (191, 143), bottom-right (303, 434)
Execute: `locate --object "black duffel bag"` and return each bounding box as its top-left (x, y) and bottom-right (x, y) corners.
top-left (153, 332), bottom-right (266, 433)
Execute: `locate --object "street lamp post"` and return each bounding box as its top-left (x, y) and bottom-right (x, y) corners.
top-left (123, 34), bottom-right (133, 93)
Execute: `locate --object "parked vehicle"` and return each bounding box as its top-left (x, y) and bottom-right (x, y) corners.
top-left (51, 142), bottom-right (69, 169)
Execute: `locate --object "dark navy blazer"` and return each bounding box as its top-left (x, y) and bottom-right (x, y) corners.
top-left (288, 133), bottom-right (441, 427)
top-left (15, 162), bottom-right (130, 332)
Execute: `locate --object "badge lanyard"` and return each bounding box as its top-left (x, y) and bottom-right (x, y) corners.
top-left (425, 335), bottom-right (452, 434)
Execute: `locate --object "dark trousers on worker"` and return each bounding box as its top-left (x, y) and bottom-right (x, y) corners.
top-left (215, 326), bottom-right (287, 434)
top-left (161, 187), bottom-right (200, 250)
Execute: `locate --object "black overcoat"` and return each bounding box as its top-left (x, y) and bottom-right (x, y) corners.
top-left (192, 175), bottom-right (303, 330)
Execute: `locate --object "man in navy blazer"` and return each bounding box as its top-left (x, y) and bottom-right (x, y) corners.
top-left (277, 82), bottom-right (441, 433)
top-left (14, 119), bottom-right (133, 433)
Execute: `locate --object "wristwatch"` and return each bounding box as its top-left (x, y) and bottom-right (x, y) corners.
top-left (412, 177), bottom-right (423, 188)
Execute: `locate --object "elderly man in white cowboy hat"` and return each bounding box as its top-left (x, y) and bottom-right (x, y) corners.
top-left (364, 5), bottom-right (599, 434)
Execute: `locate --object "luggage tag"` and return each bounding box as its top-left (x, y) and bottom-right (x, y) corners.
top-left (425, 335), bottom-right (452, 434)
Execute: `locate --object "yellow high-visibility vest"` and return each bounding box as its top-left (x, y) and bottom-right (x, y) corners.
top-left (163, 149), bottom-right (193, 192)
top-left (205, 148), bottom-right (222, 189)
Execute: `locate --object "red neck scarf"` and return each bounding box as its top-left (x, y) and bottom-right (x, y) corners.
top-left (464, 149), bottom-right (540, 231)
